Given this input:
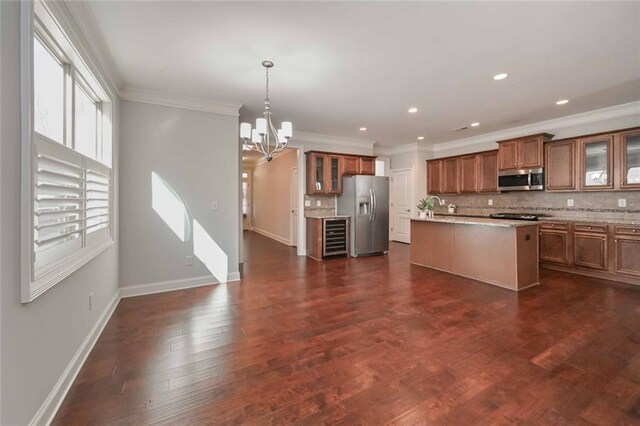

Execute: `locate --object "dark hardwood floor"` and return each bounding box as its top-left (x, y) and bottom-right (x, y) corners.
top-left (54, 231), bottom-right (640, 425)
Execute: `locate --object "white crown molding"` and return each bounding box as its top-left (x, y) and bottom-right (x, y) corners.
top-left (374, 142), bottom-right (432, 157)
top-left (120, 87), bottom-right (242, 117)
top-left (52, 1), bottom-right (123, 96)
top-left (290, 130), bottom-right (376, 150)
top-left (433, 101), bottom-right (640, 154)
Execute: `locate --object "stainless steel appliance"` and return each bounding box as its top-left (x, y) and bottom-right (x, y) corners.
top-left (489, 213), bottom-right (547, 221)
top-left (337, 176), bottom-right (389, 257)
top-left (498, 168), bottom-right (544, 191)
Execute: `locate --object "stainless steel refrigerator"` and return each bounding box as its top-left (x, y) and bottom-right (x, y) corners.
top-left (337, 175), bottom-right (389, 257)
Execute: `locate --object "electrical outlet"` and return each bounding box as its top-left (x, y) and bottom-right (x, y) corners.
top-left (304, 200), bottom-right (311, 207)
top-left (185, 255), bottom-right (194, 266)
top-left (316, 200), bottom-right (322, 207)
top-left (567, 199), bottom-right (574, 207)
top-left (210, 201), bottom-right (219, 211)
top-left (89, 292), bottom-right (94, 311)
top-left (488, 199), bottom-right (493, 206)
top-left (618, 198), bottom-right (627, 208)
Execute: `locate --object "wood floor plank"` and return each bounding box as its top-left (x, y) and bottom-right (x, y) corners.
top-left (53, 231), bottom-right (640, 425)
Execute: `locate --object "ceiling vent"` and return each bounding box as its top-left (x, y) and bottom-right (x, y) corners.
top-left (452, 126), bottom-right (469, 131)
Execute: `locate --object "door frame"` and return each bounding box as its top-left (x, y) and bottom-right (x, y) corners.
top-left (389, 167), bottom-right (414, 243)
top-left (290, 166), bottom-right (298, 246)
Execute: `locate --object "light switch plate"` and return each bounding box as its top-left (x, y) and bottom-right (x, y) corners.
top-left (316, 200), bottom-right (322, 207)
top-left (488, 199), bottom-right (493, 206)
top-left (618, 199), bottom-right (627, 208)
top-left (210, 201), bottom-right (219, 211)
top-left (185, 255), bottom-right (194, 266)
top-left (304, 200), bottom-right (311, 207)
top-left (567, 199), bottom-right (574, 207)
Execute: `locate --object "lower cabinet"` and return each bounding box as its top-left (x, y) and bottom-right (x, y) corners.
top-left (574, 231), bottom-right (607, 270)
top-left (306, 217), bottom-right (349, 261)
top-left (539, 227), bottom-right (570, 265)
top-left (614, 225), bottom-right (640, 277)
top-left (540, 221), bottom-right (640, 286)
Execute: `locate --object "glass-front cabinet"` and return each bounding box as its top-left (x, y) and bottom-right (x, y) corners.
top-left (579, 135), bottom-right (614, 190)
top-left (306, 152), bottom-right (343, 195)
top-left (620, 130), bottom-right (640, 189)
top-left (328, 155), bottom-right (341, 192)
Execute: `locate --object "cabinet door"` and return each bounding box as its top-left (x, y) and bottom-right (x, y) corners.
top-left (441, 158), bottom-right (460, 194)
top-left (342, 156), bottom-right (360, 175)
top-left (578, 135), bottom-right (614, 190)
top-left (520, 137), bottom-right (543, 168)
top-left (540, 230), bottom-right (570, 264)
top-left (459, 155), bottom-right (478, 193)
top-left (614, 235), bottom-right (640, 277)
top-left (546, 140), bottom-right (576, 191)
top-left (574, 232), bottom-right (608, 270)
top-left (359, 158), bottom-right (376, 175)
top-left (326, 155), bottom-right (342, 193)
top-left (427, 160), bottom-right (442, 194)
top-left (477, 151), bottom-right (498, 192)
top-left (620, 130), bottom-right (640, 189)
top-left (498, 141), bottom-right (518, 170)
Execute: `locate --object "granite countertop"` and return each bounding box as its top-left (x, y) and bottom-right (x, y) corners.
top-left (305, 214), bottom-right (351, 219)
top-left (411, 216), bottom-right (537, 228)
top-left (539, 217), bottom-right (640, 225)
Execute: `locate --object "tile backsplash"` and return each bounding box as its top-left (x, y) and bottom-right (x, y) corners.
top-left (304, 194), bottom-right (337, 217)
top-left (435, 191), bottom-right (640, 221)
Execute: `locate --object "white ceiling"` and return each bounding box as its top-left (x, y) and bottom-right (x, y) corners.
top-left (88, 1), bottom-right (640, 147)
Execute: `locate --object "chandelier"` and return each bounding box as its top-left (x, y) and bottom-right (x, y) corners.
top-left (240, 61), bottom-right (292, 162)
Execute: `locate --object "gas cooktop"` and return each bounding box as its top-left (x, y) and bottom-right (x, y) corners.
top-left (489, 213), bottom-right (548, 221)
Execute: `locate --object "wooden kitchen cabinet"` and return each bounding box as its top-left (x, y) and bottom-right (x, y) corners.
top-left (459, 155), bottom-right (478, 193)
top-left (342, 156), bottom-right (360, 175)
top-left (427, 159), bottom-right (443, 195)
top-left (614, 225), bottom-right (640, 277)
top-left (359, 157), bottom-right (376, 175)
top-left (574, 226), bottom-right (608, 271)
top-left (545, 140), bottom-right (577, 191)
top-left (477, 150), bottom-right (498, 192)
top-left (539, 222), bottom-right (571, 265)
top-left (578, 135), bottom-right (614, 190)
top-left (306, 152), bottom-right (341, 194)
top-left (619, 130), bottom-right (640, 189)
top-left (441, 158), bottom-right (460, 194)
top-left (497, 133), bottom-right (553, 171)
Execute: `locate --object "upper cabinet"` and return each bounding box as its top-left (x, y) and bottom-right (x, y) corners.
top-left (545, 127), bottom-right (640, 192)
top-left (546, 140), bottom-right (577, 191)
top-left (306, 151), bottom-right (376, 195)
top-left (578, 135), bottom-right (614, 190)
top-left (620, 130), bottom-right (640, 189)
top-left (497, 133), bottom-right (553, 171)
top-left (427, 150), bottom-right (498, 195)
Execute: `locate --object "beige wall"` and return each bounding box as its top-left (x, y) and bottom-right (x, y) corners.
top-left (251, 149), bottom-right (298, 244)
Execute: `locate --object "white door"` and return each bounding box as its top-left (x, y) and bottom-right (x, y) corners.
top-left (242, 170), bottom-right (251, 230)
top-left (390, 168), bottom-right (412, 244)
top-left (290, 167), bottom-right (298, 246)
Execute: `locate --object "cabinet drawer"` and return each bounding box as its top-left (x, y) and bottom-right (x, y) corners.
top-left (539, 222), bottom-right (569, 230)
top-left (614, 225), bottom-right (640, 236)
top-left (574, 223), bottom-right (607, 233)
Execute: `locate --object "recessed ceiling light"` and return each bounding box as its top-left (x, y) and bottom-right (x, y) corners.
top-left (471, 122), bottom-right (480, 127)
top-left (359, 127), bottom-right (367, 131)
top-left (556, 99), bottom-right (569, 105)
top-left (408, 107), bottom-right (418, 113)
top-left (493, 73), bottom-right (508, 81)
top-left (417, 136), bottom-right (425, 140)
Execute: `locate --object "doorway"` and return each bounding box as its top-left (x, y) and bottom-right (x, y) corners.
top-left (242, 170), bottom-right (252, 230)
top-left (390, 168), bottom-right (413, 244)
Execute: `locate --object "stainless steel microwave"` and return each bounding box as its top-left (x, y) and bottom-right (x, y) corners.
top-left (498, 168), bottom-right (544, 191)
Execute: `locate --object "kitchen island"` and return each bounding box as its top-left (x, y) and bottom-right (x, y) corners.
top-left (411, 216), bottom-right (539, 291)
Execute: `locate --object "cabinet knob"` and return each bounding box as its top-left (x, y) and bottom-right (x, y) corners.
top-left (634, 229), bottom-right (637, 233)
top-left (615, 239), bottom-right (618, 243)
top-left (588, 226), bottom-right (591, 230)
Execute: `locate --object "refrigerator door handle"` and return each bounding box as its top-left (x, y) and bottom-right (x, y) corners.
top-left (371, 188), bottom-right (376, 222)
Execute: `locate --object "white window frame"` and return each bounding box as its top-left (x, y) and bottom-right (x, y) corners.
top-left (20, 1), bottom-right (114, 303)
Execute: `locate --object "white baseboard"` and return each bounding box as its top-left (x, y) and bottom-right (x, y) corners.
top-left (121, 273), bottom-right (240, 298)
top-left (251, 227), bottom-right (292, 246)
top-left (30, 289), bottom-right (121, 426)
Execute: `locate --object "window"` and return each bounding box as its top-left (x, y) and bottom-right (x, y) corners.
top-left (22, 1), bottom-right (114, 302)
